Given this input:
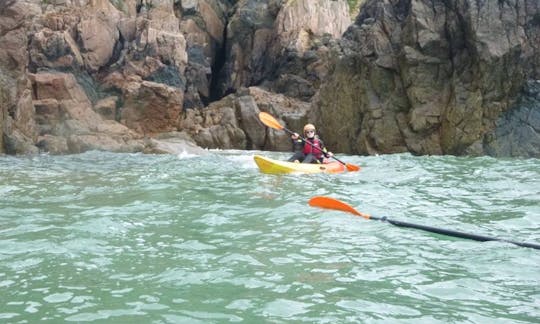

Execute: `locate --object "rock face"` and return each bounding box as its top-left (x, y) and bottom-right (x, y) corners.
top-left (1, 0), bottom-right (539, 157)
top-left (0, 0), bottom-right (352, 155)
top-left (30, 71), bottom-right (144, 153)
top-left (313, 0), bottom-right (540, 157)
top-left (181, 86), bottom-right (310, 152)
top-left (485, 80), bottom-right (540, 157)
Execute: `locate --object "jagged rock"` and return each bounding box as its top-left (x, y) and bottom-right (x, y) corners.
top-left (274, 0), bottom-right (350, 53)
top-left (66, 133), bottom-right (144, 153)
top-left (0, 0), bottom-right (41, 154)
top-left (313, 0), bottom-right (540, 157)
top-left (2, 0), bottom-right (539, 158)
top-left (29, 71), bottom-right (144, 154)
top-left (4, 128), bottom-right (39, 155)
top-left (185, 98), bottom-right (247, 149)
top-left (36, 134), bottom-right (69, 154)
top-left (94, 96), bottom-right (118, 120)
top-left (179, 0), bottom-right (228, 107)
top-left (485, 80), bottom-right (540, 157)
top-left (144, 131), bottom-right (209, 155)
top-left (244, 86), bottom-right (311, 151)
top-left (177, 86), bottom-right (310, 151)
top-left (3, 0), bottom-right (348, 155)
top-left (121, 80), bottom-right (183, 135)
top-left (78, 14), bottom-right (120, 72)
top-left (29, 28), bottom-right (84, 70)
top-left (215, 0), bottom-right (350, 101)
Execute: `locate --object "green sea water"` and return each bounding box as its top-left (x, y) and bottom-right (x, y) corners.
top-left (0, 150), bottom-right (539, 323)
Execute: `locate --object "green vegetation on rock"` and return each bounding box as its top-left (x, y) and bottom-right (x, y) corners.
top-left (347, 0), bottom-right (364, 15)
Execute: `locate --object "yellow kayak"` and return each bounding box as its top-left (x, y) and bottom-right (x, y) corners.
top-left (253, 155), bottom-right (346, 174)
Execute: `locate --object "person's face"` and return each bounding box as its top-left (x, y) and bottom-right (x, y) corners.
top-left (305, 130), bottom-right (315, 138)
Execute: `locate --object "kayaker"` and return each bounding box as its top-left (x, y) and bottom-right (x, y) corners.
top-left (287, 124), bottom-right (333, 163)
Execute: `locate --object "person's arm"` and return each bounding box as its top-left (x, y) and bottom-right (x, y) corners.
top-left (320, 139), bottom-right (333, 157)
top-left (291, 133), bottom-right (304, 152)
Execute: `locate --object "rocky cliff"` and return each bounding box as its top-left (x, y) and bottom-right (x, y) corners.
top-left (313, 0), bottom-right (540, 157)
top-left (0, 0), bottom-right (538, 157)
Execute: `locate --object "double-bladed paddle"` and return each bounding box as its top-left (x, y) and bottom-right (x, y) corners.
top-left (309, 196), bottom-right (540, 250)
top-left (258, 112), bottom-right (360, 171)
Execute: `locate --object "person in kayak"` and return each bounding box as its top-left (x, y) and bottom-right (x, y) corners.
top-left (287, 123), bottom-right (333, 163)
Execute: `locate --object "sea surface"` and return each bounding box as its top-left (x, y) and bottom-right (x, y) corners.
top-left (0, 150), bottom-right (539, 323)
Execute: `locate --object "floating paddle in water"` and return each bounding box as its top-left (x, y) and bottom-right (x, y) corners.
top-left (308, 196), bottom-right (540, 250)
top-left (258, 112), bottom-right (360, 171)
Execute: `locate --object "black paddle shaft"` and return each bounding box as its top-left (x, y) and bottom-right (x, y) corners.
top-left (372, 216), bottom-right (540, 250)
top-left (281, 126), bottom-right (347, 165)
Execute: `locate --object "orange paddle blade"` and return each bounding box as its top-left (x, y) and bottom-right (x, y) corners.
top-left (258, 112), bottom-right (284, 130)
top-left (345, 163), bottom-right (361, 172)
top-left (309, 196), bottom-right (370, 219)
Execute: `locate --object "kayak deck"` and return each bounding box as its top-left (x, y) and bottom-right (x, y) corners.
top-left (254, 155), bottom-right (346, 174)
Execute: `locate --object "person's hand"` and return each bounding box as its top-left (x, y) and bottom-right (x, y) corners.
top-left (327, 152), bottom-right (334, 157)
top-left (291, 133), bottom-right (299, 140)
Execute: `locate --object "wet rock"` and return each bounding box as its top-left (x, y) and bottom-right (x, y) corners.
top-left (2, 0), bottom-right (538, 158)
top-left (145, 131), bottom-right (209, 155)
top-left (313, 0), bottom-right (540, 157)
top-left (485, 80), bottom-right (540, 158)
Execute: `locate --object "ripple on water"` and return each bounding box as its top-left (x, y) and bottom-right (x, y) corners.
top-left (0, 151), bottom-right (539, 322)
top-left (263, 298), bottom-right (313, 318)
top-left (43, 292), bottom-right (74, 303)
